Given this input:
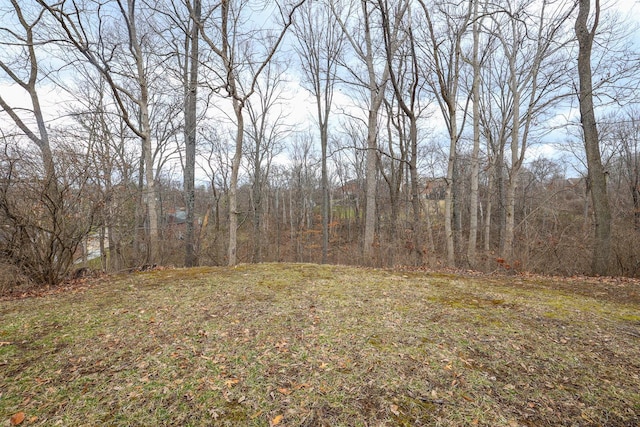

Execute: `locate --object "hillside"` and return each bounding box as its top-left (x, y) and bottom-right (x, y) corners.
top-left (1, 264), bottom-right (639, 426)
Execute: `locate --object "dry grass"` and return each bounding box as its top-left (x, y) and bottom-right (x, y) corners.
top-left (1, 263), bottom-right (639, 426)
top-left (0, 263), bottom-right (33, 296)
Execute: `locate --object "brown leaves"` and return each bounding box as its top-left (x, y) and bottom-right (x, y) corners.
top-left (224, 378), bottom-right (240, 388)
top-left (277, 387), bottom-right (292, 395)
top-left (269, 414), bottom-right (284, 426)
top-left (10, 412), bottom-right (25, 425)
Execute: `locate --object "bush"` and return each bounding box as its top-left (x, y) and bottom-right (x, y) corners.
top-left (0, 144), bottom-right (96, 286)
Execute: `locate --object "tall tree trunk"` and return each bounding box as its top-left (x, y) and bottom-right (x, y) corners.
top-left (575, 0), bottom-right (611, 275)
top-left (418, 0), bottom-right (470, 267)
top-left (134, 141), bottom-right (146, 262)
top-left (504, 176), bottom-right (517, 261)
top-left (123, 0), bottom-right (158, 264)
top-left (467, 0), bottom-right (481, 267)
top-left (444, 116), bottom-right (457, 266)
top-left (496, 144), bottom-right (506, 250)
top-left (377, 0), bottom-right (423, 264)
top-left (503, 17), bottom-right (520, 263)
top-left (228, 101), bottom-right (244, 266)
top-left (632, 180), bottom-right (640, 231)
top-left (252, 161), bottom-right (263, 263)
top-left (184, 0), bottom-right (201, 267)
top-left (321, 122), bottom-right (329, 263)
top-left (363, 112), bottom-right (379, 263)
top-left (409, 118), bottom-right (422, 265)
top-left (360, 2), bottom-right (389, 264)
top-left (141, 103), bottom-right (158, 264)
top-left (484, 163), bottom-right (494, 268)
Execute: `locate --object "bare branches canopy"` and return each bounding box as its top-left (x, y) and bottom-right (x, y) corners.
top-left (1, 0), bottom-right (640, 285)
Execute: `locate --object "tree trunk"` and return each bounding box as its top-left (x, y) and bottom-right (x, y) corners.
top-left (363, 108), bottom-right (379, 263)
top-left (504, 177), bottom-right (517, 261)
top-left (467, 0), bottom-right (481, 267)
top-left (632, 180), bottom-right (640, 231)
top-left (575, 0), bottom-right (611, 275)
top-left (184, 0), bottom-right (201, 267)
top-left (503, 16), bottom-right (521, 264)
top-left (228, 102), bottom-right (244, 266)
top-left (134, 140), bottom-right (146, 262)
top-left (251, 164), bottom-right (263, 263)
top-left (321, 123), bottom-right (329, 263)
top-left (496, 144), bottom-right (506, 251)
top-left (408, 118), bottom-right (422, 265)
top-left (444, 116), bottom-right (457, 266)
top-left (124, 0), bottom-right (158, 265)
top-left (360, 2), bottom-right (389, 264)
top-left (484, 167), bottom-right (493, 260)
top-left (141, 113), bottom-right (158, 264)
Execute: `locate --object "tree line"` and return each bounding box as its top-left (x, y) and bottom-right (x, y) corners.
top-left (1, 0), bottom-right (639, 286)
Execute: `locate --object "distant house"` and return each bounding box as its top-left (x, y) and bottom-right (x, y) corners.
top-left (166, 208), bottom-right (188, 226)
top-left (420, 177), bottom-right (446, 200)
top-left (336, 179), bottom-right (361, 198)
top-left (565, 177), bottom-right (585, 189)
top-left (165, 208), bottom-right (190, 239)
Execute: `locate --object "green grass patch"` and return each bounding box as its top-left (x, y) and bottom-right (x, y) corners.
top-left (1, 263), bottom-right (639, 426)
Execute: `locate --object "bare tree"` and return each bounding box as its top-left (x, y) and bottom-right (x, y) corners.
top-left (0, 1), bottom-right (55, 181)
top-left (332, 0), bottom-right (391, 262)
top-left (466, 0), bottom-right (483, 267)
top-left (612, 111), bottom-right (640, 231)
top-left (494, 0), bottom-right (574, 263)
top-left (67, 73), bottom-right (139, 271)
top-left (244, 61), bottom-right (289, 262)
top-left (0, 1), bottom-right (96, 284)
top-left (417, 0), bottom-right (472, 267)
top-left (378, 0), bottom-right (430, 265)
top-left (294, 0), bottom-right (344, 264)
top-left (40, 0), bottom-right (167, 264)
top-left (575, 0), bottom-right (611, 275)
top-left (184, 0), bottom-right (201, 267)
top-left (287, 133), bottom-right (320, 262)
top-left (198, 125), bottom-right (232, 262)
top-left (197, 0), bottom-right (304, 266)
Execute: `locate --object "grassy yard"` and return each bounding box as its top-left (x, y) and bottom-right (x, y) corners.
top-left (1, 263), bottom-right (639, 426)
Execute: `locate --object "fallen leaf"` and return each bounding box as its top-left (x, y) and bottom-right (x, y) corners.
top-left (10, 412), bottom-right (25, 425)
top-left (390, 404), bottom-right (400, 416)
top-left (270, 414), bottom-right (284, 426)
top-left (277, 387), bottom-right (292, 395)
top-left (294, 383), bottom-right (310, 390)
top-left (225, 378), bottom-right (240, 388)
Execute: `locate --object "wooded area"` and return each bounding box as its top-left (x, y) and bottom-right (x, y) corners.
top-left (1, 0), bottom-right (640, 285)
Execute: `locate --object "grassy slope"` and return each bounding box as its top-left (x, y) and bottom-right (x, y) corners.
top-left (1, 263), bottom-right (639, 426)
